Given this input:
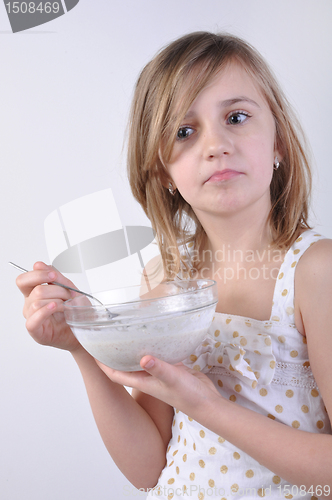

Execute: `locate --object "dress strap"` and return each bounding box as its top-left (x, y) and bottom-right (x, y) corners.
top-left (269, 229), bottom-right (327, 324)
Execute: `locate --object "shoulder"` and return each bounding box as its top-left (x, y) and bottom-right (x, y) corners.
top-left (294, 238), bottom-right (332, 420)
top-left (294, 237), bottom-right (332, 335)
top-left (294, 237), bottom-right (332, 339)
top-left (295, 237), bottom-right (332, 288)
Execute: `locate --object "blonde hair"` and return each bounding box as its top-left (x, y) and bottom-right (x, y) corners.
top-left (127, 31), bottom-right (312, 279)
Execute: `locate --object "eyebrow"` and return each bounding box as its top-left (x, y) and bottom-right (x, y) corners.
top-left (183, 96), bottom-right (260, 120)
top-left (221, 96), bottom-right (260, 108)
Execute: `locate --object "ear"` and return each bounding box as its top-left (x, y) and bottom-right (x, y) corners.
top-left (274, 152), bottom-right (284, 168)
top-left (158, 166), bottom-right (173, 190)
top-left (162, 178), bottom-right (177, 192)
top-left (273, 138), bottom-right (284, 164)
top-left (157, 153), bottom-right (176, 190)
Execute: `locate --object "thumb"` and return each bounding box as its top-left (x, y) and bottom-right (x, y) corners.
top-left (140, 355), bottom-right (178, 385)
top-left (140, 356), bottom-right (156, 371)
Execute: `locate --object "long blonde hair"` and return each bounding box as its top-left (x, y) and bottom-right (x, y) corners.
top-left (127, 31), bottom-right (312, 279)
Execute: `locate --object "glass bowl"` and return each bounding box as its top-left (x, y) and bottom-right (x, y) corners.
top-left (64, 279), bottom-right (218, 371)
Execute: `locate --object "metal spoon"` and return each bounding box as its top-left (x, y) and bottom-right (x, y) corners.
top-left (9, 262), bottom-right (118, 319)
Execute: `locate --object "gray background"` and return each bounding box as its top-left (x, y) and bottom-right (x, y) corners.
top-left (1, 1), bottom-right (331, 499)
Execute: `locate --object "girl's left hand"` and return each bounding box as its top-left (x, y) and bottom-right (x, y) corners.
top-left (95, 355), bottom-right (221, 416)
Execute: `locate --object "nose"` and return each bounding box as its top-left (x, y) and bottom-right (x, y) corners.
top-left (202, 126), bottom-right (232, 160)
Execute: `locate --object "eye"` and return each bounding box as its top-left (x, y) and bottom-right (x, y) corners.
top-left (176, 126), bottom-right (195, 140)
top-left (227, 111), bottom-right (250, 125)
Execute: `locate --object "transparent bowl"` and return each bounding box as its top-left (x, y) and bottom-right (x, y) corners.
top-left (64, 279), bottom-right (218, 371)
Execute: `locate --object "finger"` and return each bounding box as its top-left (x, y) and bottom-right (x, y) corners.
top-left (95, 360), bottom-right (151, 388)
top-left (27, 293), bottom-right (68, 316)
top-left (140, 357), bottom-right (212, 411)
top-left (33, 261), bottom-right (52, 271)
top-left (23, 284), bottom-right (73, 320)
top-left (37, 264), bottom-right (78, 290)
top-left (16, 266), bottom-right (76, 298)
top-left (30, 283), bottom-right (73, 303)
top-left (25, 300), bottom-right (61, 341)
top-left (140, 356), bottom-right (180, 388)
top-left (97, 356), bottom-right (179, 387)
top-left (31, 261), bottom-right (69, 283)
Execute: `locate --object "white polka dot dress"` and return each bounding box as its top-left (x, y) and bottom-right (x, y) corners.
top-left (147, 230), bottom-right (331, 499)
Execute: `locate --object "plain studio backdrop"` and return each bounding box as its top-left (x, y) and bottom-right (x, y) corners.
top-left (1, 1), bottom-right (331, 499)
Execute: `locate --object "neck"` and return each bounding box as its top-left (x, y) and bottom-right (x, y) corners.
top-left (194, 205), bottom-right (274, 267)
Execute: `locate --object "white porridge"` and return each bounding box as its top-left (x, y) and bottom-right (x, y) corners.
top-left (69, 307), bottom-right (215, 371)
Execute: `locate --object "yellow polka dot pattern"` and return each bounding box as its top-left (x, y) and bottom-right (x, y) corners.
top-left (185, 304), bottom-right (279, 387)
top-left (149, 231), bottom-right (331, 500)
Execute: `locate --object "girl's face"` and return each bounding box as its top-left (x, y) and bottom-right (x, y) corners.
top-left (166, 61), bottom-right (281, 223)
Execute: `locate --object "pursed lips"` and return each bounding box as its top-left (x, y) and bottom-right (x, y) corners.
top-left (205, 169), bottom-right (243, 183)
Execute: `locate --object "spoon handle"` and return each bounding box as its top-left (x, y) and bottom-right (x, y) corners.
top-left (8, 261), bottom-right (103, 305)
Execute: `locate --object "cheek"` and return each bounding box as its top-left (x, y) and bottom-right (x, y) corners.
top-left (169, 167), bottom-right (198, 204)
top-left (167, 155), bottom-right (196, 187)
top-left (175, 174), bottom-right (196, 198)
top-left (247, 132), bottom-right (275, 168)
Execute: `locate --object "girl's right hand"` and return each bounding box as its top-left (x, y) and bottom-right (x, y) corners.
top-left (16, 261), bottom-right (82, 353)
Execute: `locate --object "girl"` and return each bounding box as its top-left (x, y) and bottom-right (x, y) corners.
top-left (16, 32), bottom-right (332, 499)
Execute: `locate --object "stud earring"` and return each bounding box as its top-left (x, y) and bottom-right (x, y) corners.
top-left (274, 156), bottom-right (280, 170)
top-left (168, 182), bottom-right (175, 195)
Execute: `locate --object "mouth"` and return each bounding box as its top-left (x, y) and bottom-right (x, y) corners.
top-left (205, 169), bottom-right (243, 183)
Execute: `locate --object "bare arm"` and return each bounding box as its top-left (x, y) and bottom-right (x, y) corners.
top-left (97, 240), bottom-right (332, 495)
top-left (70, 254), bottom-right (173, 488)
top-left (16, 261), bottom-right (173, 490)
top-left (198, 239), bottom-right (332, 490)
top-left (71, 348), bottom-right (173, 489)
